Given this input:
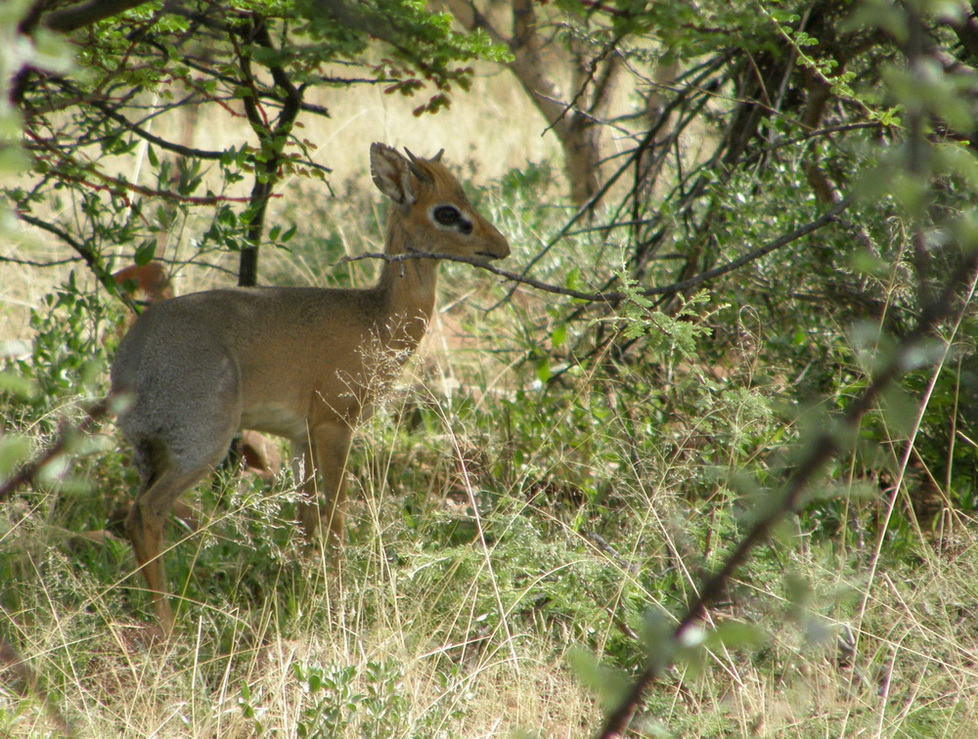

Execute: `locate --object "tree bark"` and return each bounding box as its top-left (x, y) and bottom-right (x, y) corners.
top-left (446, 0), bottom-right (616, 206)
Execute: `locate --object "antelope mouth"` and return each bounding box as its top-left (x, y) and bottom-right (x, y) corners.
top-left (476, 250), bottom-right (505, 261)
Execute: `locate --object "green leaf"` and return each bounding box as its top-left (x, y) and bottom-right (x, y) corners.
top-left (135, 241), bottom-right (157, 266)
top-left (704, 620), bottom-right (768, 650)
top-left (0, 371), bottom-right (37, 400)
top-left (535, 355), bottom-right (551, 383)
top-left (0, 433), bottom-right (32, 480)
top-left (551, 323), bottom-right (567, 348)
top-left (566, 646), bottom-right (631, 710)
top-left (878, 385), bottom-right (920, 437)
top-left (848, 249), bottom-right (889, 277)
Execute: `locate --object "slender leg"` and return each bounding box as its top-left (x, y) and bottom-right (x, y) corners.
top-left (295, 422), bottom-right (354, 551)
top-left (125, 466), bottom-right (210, 633)
top-left (115, 346), bottom-right (241, 633)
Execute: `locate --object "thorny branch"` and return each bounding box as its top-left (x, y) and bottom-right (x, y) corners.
top-left (341, 197), bottom-right (851, 304)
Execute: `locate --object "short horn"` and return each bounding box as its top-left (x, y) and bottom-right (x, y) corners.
top-left (404, 148), bottom-right (433, 185)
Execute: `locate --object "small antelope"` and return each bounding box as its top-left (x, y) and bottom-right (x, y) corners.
top-left (112, 262), bottom-right (175, 306)
top-left (111, 143), bottom-right (510, 631)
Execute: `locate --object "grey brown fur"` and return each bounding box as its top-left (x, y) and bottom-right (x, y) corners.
top-left (112, 143), bottom-right (510, 632)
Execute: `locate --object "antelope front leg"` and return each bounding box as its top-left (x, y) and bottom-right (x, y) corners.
top-left (294, 423), bottom-right (353, 555)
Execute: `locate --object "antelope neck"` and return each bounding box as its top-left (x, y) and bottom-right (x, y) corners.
top-left (375, 217), bottom-right (439, 346)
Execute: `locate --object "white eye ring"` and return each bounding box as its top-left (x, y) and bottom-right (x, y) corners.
top-left (431, 205), bottom-right (473, 234)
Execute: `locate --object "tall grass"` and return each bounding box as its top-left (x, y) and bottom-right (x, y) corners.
top-left (5, 69), bottom-right (978, 738)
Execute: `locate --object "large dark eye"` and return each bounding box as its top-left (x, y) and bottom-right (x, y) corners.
top-left (433, 205), bottom-right (461, 225)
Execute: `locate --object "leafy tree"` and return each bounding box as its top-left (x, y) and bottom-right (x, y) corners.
top-left (8, 0), bottom-right (506, 290)
top-left (447, 0), bottom-right (621, 205)
top-left (491, 0), bottom-right (978, 514)
top-left (501, 0), bottom-right (978, 731)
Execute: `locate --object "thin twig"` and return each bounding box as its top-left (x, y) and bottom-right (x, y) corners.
top-left (15, 214), bottom-right (138, 314)
top-left (0, 255), bottom-right (81, 268)
top-left (340, 197), bottom-right (850, 304)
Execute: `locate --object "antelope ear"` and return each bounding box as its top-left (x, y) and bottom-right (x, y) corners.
top-left (370, 143), bottom-right (418, 206)
top-left (431, 148), bottom-right (444, 163)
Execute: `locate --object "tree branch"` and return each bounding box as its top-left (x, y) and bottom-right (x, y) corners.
top-left (595, 245), bottom-right (978, 737)
top-left (16, 214), bottom-right (137, 313)
top-left (41, 0), bottom-right (154, 33)
top-left (234, 16), bottom-right (304, 287)
top-left (351, 197), bottom-right (849, 305)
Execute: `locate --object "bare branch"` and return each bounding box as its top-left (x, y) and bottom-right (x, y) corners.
top-left (343, 197), bottom-right (850, 304)
top-left (0, 255), bottom-right (82, 268)
top-left (41, 0), bottom-right (154, 33)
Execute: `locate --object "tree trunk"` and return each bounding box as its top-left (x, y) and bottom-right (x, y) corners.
top-left (446, 0), bottom-right (616, 206)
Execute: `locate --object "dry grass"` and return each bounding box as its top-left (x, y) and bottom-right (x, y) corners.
top-left (7, 43), bottom-right (978, 739)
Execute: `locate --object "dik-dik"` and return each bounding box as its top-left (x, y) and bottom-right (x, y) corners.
top-left (112, 143), bottom-right (510, 632)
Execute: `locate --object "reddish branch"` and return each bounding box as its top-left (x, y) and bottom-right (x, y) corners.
top-left (0, 399), bottom-right (111, 505)
top-left (595, 249), bottom-right (978, 737)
